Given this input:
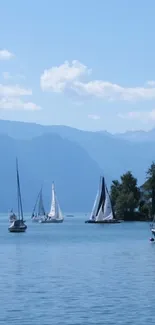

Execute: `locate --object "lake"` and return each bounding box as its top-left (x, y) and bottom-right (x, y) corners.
top-left (0, 214), bottom-right (154, 324)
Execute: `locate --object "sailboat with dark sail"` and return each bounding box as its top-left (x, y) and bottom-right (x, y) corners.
top-left (31, 187), bottom-right (46, 222)
top-left (40, 182), bottom-right (64, 223)
top-left (8, 159), bottom-right (27, 233)
top-left (85, 176), bottom-right (120, 224)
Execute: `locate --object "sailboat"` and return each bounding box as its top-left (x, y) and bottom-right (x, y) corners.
top-left (8, 159), bottom-right (27, 233)
top-left (40, 182), bottom-right (64, 223)
top-left (148, 192), bottom-right (155, 241)
top-left (31, 187), bottom-right (46, 222)
top-left (85, 176), bottom-right (120, 224)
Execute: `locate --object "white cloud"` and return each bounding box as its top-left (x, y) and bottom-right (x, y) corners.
top-left (0, 98), bottom-right (41, 111)
top-left (0, 49), bottom-right (40, 111)
top-left (40, 60), bottom-right (91, 92)
top-left (0, 84), bottom-right (32, 97)
top-left (88, 114), bottom-right (100, 120)
top-left (118, 110), bottom-right (155, 121)
top-left (0, 83), bottom-right (40, 111)
top-left (2, 72), bottom-right (25, 80)
top-left (0, 49), bottom-right (14, 60)
top-left (74, 81), bottom-right (155, 101)
top-left (40, 60), bottom-right (155, 101)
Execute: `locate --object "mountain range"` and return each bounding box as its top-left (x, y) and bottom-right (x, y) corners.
top-left (0, 119), bottom-right (155, 212)
top-left (115, 129), bottom-right (155, 142)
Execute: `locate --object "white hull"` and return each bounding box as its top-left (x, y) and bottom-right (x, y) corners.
top-left (39, 218), bottom-right (63, 223)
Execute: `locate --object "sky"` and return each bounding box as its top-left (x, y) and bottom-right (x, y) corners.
top-left (1, 0), bottom-right (155, 133)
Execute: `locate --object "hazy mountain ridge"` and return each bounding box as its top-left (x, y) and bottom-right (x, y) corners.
top-left (0, 132), bottom-right (102, 212)
top-left (0, 119), bottom-right (155, 190)
top-left (114, 129), bottom-right (155, 142)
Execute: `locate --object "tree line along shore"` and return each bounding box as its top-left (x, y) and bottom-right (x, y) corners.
top-left (110, 162), bottom-right (155, 221)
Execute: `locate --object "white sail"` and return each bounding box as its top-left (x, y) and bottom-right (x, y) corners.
top-left (102, 186), bottom-right (114, 220)
top-left (57, 199), bottom-right (64, 221)
top-left (94, 177), bottom-right (106, 221)
top-left (90, 176), bottom-right (105, 221)
top-left (89, 191), bottom-right (99, 220)
top-left (87, 175), bottom-right (115, 223)
top-left (96, 202), bottom-right (104, 221)
top-left (48, 183), bottom-right (57, 217)
top-left (48, 183), bottom-right (64, 220)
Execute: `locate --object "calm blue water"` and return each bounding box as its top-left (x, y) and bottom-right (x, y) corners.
top-left (0, 214), bottom-right (154, 324)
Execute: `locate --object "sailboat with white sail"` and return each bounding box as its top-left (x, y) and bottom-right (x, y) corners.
top-left (8, 159), bottom-right (27, 232)
top-left (31, 187), bottom-right (46, 222)
top-left (85, 176), bottom-right (120, 224)
top-left (40, 182), bottom-right (64, 223)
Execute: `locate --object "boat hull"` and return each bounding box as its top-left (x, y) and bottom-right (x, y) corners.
top-left (40, 219), bottom-right (63, 223)
top-left (8, 227), bottom-right (27, 232)
top-left (8, 220), bottom-right (27, 232)
top-left (85, 219), bottom-right (121, 224)
top-left (31, 216), bottom-right (43, 222)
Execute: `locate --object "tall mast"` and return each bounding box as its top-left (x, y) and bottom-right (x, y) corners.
top-left (16, 158), bottom-right (24, 221)
top-left (32, 187), bottom-right (41, 217)
top-left (38, 187), bottom-right (43, 215)
top-left (16, 158), bottom-right (20, 219)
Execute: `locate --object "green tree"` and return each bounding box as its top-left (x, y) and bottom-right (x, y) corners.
top-left (110, 180), bottom-right (121, 207)
top-left (115, 192), bottom-right (129, 219)
top-left (111, 171), bottom-right (140, 220)
top-left (139, 200), bottom-right (150, 219)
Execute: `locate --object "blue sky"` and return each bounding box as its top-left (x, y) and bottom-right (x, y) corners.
top-left (1, 0), bottom-right (155, 133)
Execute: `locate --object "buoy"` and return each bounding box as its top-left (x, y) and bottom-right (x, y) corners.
top-left (150, 237), bottom-right (155, 242)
